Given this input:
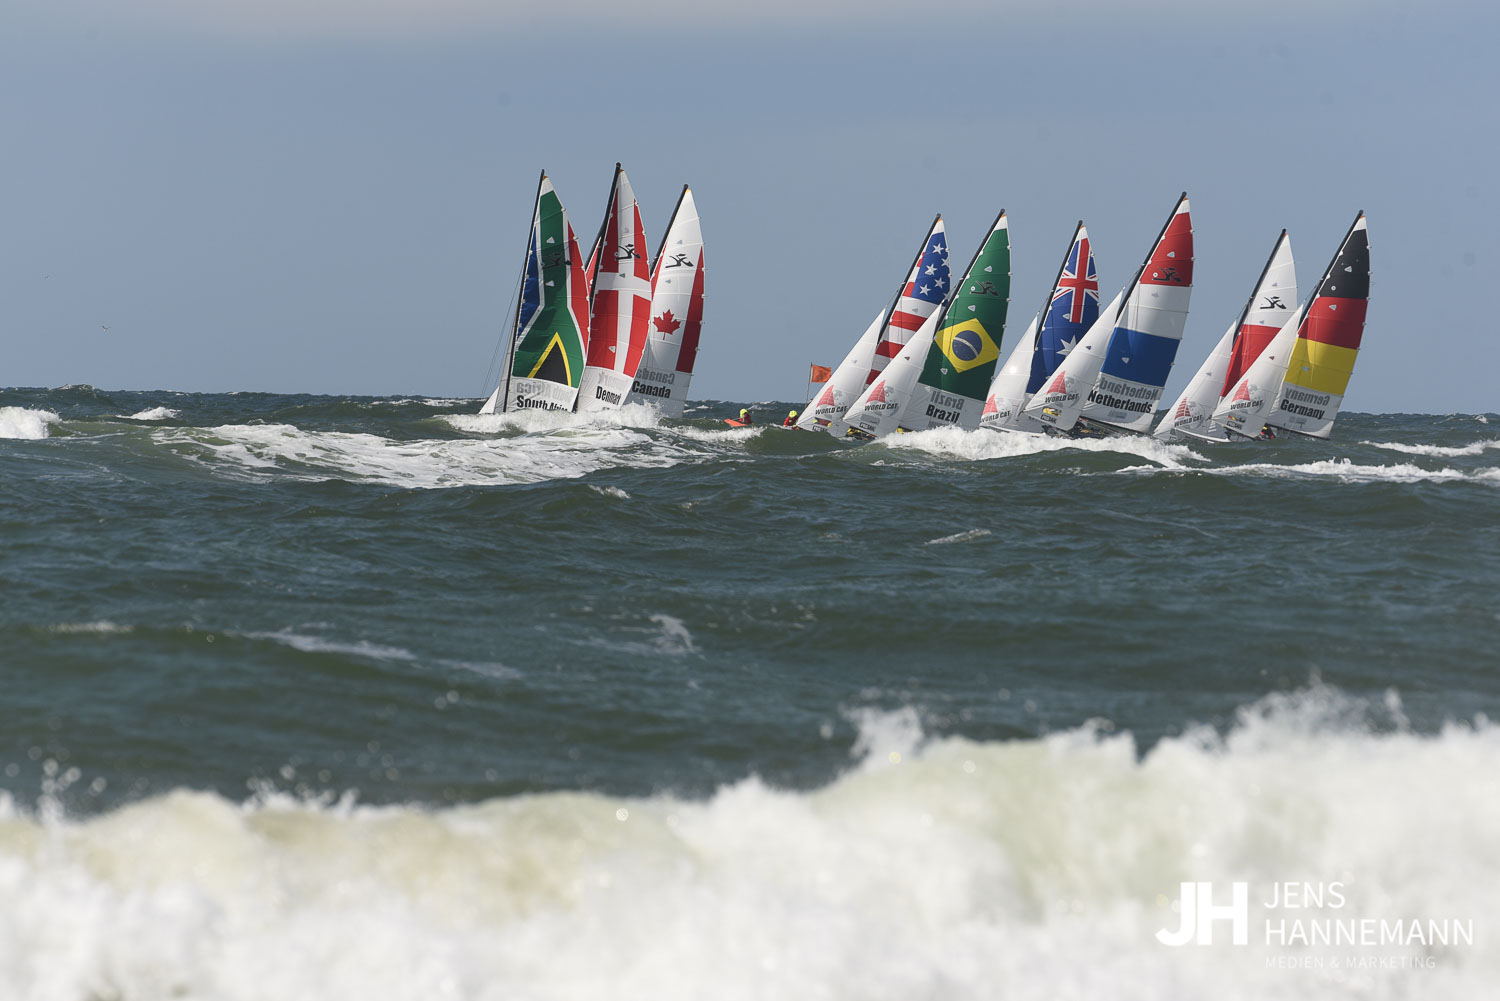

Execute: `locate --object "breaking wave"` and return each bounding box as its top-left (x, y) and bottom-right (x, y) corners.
top-left (0, 407), bottom-right (60, 440)
top-left (879, 424), bottom-right (1204, 468)
top-left (1364, 439), bottom-right (1500, 458)
top-left (0, 686), bottom-right (1492, 1001)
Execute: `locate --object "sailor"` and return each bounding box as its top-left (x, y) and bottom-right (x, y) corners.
top-left (782, 410), bottom-right (798, 427)
top-left (738, 408), bottom-right (754, 425)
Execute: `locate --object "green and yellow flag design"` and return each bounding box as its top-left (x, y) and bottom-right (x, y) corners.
top-left (919, 212), bottom-right (1011, 401)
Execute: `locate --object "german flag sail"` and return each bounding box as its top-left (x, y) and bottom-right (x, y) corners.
top-left (1264, 213), bottom-right (1370, 438)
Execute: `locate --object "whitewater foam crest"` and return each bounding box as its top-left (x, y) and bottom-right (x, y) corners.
top-left (0, 686), bottom-right (1492, 1000)
top-left (1202, 458), bottom-right (1499, 485)
top-left (1363, 439), bottom-right (1500, 458)
top-left (925, 528), bottom-right (991, 546)
top-left (155, 422), bottom-right (701, 488)
top-left (881, 425), bottom-right (1204, 468)
top-left (0, 407), bottom-right (60, 440)
top-left (123, 407), bottom-right (181, 421)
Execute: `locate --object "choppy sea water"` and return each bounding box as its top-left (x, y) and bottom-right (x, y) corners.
top-left (1, 386), bottom-right (1497, 1000)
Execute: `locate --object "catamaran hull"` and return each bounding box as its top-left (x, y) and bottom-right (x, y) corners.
top-left (506, 377), bottom-right (579, 414)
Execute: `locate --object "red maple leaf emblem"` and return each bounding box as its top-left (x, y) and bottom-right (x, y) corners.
top-left (653, 310), bottom-right (681, 335)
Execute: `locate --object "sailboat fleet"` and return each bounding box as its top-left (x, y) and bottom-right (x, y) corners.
top-left (797, 196), bottom-right (1371, 442)
top-left (480, 166), bottom-right (705, 417)
top-left (478, 173), bottom-right (1370, 442)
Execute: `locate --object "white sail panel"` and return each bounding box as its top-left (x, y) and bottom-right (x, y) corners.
top-left (628, 186), bottom-right (704, 417)
top-left (1154, 321), bottom-right (1235, 439)
top-left (843, 309), bottom-right (942, 438)
top-left (1214, 303), bottom-right (1307, 438)
top-left (980, 312), bottom-right (1045, 433)
top-left (797, 307), bottom-right (886, 431)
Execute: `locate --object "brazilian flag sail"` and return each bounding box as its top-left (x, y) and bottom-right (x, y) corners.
top-left (479, 171), bottom-right (591, 414)
top-left (914, 211), bottom-right (1011, 427)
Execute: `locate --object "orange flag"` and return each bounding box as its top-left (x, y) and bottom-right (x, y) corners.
top-left (809, 364), bottom-right (833, 383)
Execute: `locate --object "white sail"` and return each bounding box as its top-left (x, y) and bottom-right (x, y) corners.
top-left (1154, 321), bottom-right (1235, 440)
top-left (842, 309), bottom-right (943, 439)
top-left (626, 186), bottom-right (705, 417)
top-left (1021, 287), bottom-right (1125, 432)
top-left (796, 306), bottom-right (887, 432)
top-left (1213, 302), bottom-right (1307, 438)
top-left (1162, 230), bottom-right (1296, 440)
top-left (979, 312), bottom-right (1045, 433)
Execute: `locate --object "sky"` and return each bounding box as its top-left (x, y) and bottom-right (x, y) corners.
top-left (2, 1), bottom-right (1495, 413)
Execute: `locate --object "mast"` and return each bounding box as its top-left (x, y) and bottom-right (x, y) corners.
top-left (586, 163), bottom-right (622, 308)
top-left (651, 184), bottom-right (691, 277)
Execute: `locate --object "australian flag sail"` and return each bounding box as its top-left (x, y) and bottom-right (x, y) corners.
top-left (869, 216), bottom-right (950, 385)
top-left (1028, 223), bottom-right (1100, 394)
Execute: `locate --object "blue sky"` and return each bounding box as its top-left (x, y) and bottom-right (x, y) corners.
top-left (2, 2), bottom-right (1494, 412)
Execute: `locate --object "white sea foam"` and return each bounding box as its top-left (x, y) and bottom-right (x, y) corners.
top-left (589, 485), bottom-right (630, 499)
top-left (881, 425), bottom-right (1204, 468)
top-left (155, 421), bottom-right (702, 488)
top-left (43, 621), bottom-right (135, 635)
top-left (1192, 458), bottom-right (1500, 485)
top-left (123, 407), bottom-right (181, 421)
top-left (243, 630), bottom-right (418, 663)
top-left (0, 686), bottom-right (1492, 1000)
top-left (0, 407), bottom-right (61, 440)
top-left (925, 528), bottom-right (992, 546)
top-left (1363, 439), bottom-right (1500, 458)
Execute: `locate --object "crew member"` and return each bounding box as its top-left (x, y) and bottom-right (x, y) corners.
top-left (738, 408), bottom-right (754, 425)
top-left (782, 410), bottom-right (798, 427)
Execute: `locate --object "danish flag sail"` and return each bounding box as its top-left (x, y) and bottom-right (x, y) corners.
top-left (796, 217), bottom-right (945, 433)
top-left (577, 164), bottom-right (653, 413)
top-left (1156, 230), bottom-right (1295, 439)
top-left (626, 185), bottom-right (705, 417)
top-left (842, 211), bottom-right (1011, 437)
top-left (479, 171), bottom-right (591, 415)
top-left (1260, 212), bottom-right (1369, 439)
top-left (1213, 302), bottom-right (1308, 439)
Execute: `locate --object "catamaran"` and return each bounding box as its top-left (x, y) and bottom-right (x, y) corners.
top-left (625, 185), bottom-right (705, 417)
top-left (1023, 194), bottom-right (1194, 436)
top-left (576, 164), bottom-right (653, 413)
top-left (797, 216), bottom-right (950, 434)
top-left (479, 171), bottom-right (591, 414)
top-left (1154, 230), bottom-right (1296, 440)
top-left (981, 221), bottom-right (1099, 434)
top-left (1214, 212), bottom-right (1369, 439)
top-left (841, 211), bottom-right (1012, 437)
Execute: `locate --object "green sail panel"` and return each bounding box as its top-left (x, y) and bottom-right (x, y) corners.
top-left (910, 212), bottom-right (1011, 429)
top-left (480, 172), bottom-right (591, 414)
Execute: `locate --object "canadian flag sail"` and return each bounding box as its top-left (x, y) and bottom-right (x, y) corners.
top-left (577, 164), bottom-right (653, 413)
top-left (480, 171), bottom-right (591, 415)
top-left (626, 185), bottom-right (705, 417)
top-left (1156, 230), bottom-right (1295, 439)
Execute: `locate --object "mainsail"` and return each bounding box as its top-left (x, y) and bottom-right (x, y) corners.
top-left (626, 185), bottom-right (705, 417)
top-left (1260, 212), bottom-right (1369, 438)
top-left (577, 164), bottom-right (653, 413)
top-left (842, 211), bottom-right (1011, 437)
top-left (906, 210), bottom-right (1012, 430)
top-left (796, 304), bottom-right (891, 431)
top-left (1029, 222), bottom-right (1101, 396)
top-left (1074, 193), bottom-right (1194, 433)
top-left (1156, 230), bottom-right (1295, 440)
top-left (479, 171), bottom-right (591, 415)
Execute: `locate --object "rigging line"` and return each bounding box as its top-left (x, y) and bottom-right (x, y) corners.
top-left (479, 274), bottom-right (522, 401)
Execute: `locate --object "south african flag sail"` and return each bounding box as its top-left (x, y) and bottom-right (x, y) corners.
top-left (479, 171), bottom-right (591, 414)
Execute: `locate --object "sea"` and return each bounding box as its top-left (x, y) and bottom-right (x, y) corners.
top-left (1, 386), bottom-right (1496, 1000)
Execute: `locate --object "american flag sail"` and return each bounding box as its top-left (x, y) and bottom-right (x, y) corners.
top-left (868, 216), bottom-right (949, 385)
